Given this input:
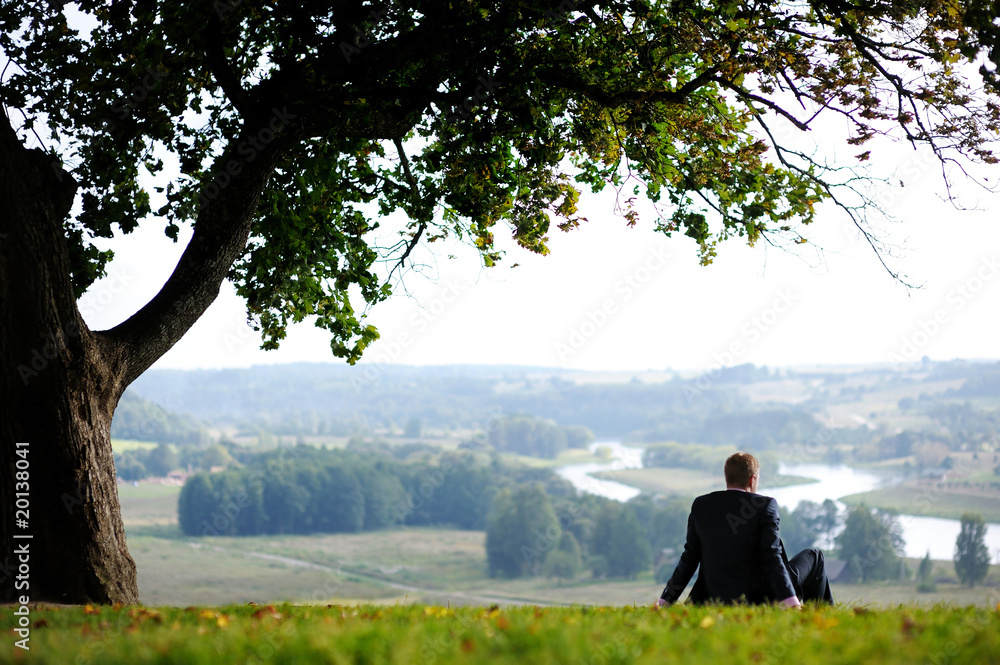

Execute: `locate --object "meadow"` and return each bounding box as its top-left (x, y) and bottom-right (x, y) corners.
top-left (7, 455), bottom-right (1000, 663)
top-left (840, 483), bottom-right (1000, 523)
top-left (5, 602), bottom-right (1000, 664)
top-left (117, 483), bottom-right (1000, 610)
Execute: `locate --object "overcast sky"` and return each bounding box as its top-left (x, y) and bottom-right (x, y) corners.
top-left (78, 125), bottom-right (1000, 375)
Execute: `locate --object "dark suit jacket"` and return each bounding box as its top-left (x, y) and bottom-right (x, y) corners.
top-left (659, 489), bottom-right (797, 605)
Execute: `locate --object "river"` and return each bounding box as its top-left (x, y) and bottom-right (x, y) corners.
top-left (556, 442), bottom-right (1000, 564)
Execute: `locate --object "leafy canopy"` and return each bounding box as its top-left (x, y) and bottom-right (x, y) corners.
top-left (3, 0), bottom-right (999, 360)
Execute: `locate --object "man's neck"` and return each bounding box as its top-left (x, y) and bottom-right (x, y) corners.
top-left (726, 486), bottom-right (751, 492)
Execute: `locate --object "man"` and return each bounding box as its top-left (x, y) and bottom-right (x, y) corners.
top-left (656, 452), bottom-right (834, 607)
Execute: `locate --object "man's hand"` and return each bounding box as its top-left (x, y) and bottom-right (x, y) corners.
top-left (781, 596), bottom-right (803, 610)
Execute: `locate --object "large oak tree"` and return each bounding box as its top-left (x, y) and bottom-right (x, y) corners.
top-left (2, 0), bottom-right (999, 604)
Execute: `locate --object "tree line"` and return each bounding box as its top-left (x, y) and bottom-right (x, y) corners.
top-left (484, 486), bottom-right (692, 581)
top-left (177, 446), bottom-right (572, 537)
top-left (176, 442), bottom-right (993, 587)
top-left (485, 488), bottom-right (847, 583)
top-left (486, 415), bottom-right (594, 459)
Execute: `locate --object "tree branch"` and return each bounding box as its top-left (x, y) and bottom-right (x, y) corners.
top-left (205, 16), bottom-right (254, 117)
top-left (103, 124), bottom-right (297, 387)
top-left (750, 112), bottom-right (915, 287)
top-left (535, 65), bottom-right (719, 108)
top-left (712, 76), bottom-right (811, 130)
top-left (388, 137), bottom-right (427, 281)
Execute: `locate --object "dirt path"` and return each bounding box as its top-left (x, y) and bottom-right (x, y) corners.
top-left (189, 541), bottom-right (554, 607)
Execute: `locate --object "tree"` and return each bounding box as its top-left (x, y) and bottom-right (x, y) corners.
top-left (836, 505), bottom-right (905, 583)
top-left (488, 415), bottom-right (569, 459)
top-left (916, 550), bottom-right (937, 593)
top-left (177, 472), bottom-right (215, 536)
top-left (355, 465), bottom-right (407, 531)
top-left (3, 2), bottom-right (999, 604)
top-left (113, 450), bottom-right (148, 482)
top-left (543, 531), bottom-right (583, 583)
top-left (650, 497), bottom-right (690, 554)
top-left (413, 454), bottom-right (496, 530)
top-left (954, 512), bottom-right (990, 587)
top-left (917, 551), bottom-right (934, 582)
top-left (262, 473), bottom-right (311, 534)
top-left (781, 499), bottom-right (841, 553)
top-left (199, 443), bottom-right (233, 471)
top-left (313, 466), bottom-right (366, 534)
top-left (403, 417), bottom-right (423, 440)
top-left (589, 501), bottom-right (621, 564)
top-left (607, 506), bottom-right (652, 579)
top-left (485, 485), bottom-right (560, 578)
top-left (564, 426), bottom-right (595, 449)
top-left (145, 443), bottom-right (179, 478)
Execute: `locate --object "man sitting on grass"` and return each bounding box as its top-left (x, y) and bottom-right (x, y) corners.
top-left (656, 452), bottom-right (834, 608)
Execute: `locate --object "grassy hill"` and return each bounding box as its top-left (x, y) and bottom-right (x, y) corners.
top-left (5, 602), bottom-right (1000, 664)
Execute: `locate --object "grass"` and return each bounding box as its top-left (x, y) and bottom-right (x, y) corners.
top-left (502, 446), bottom-right (607, 469)
top-left (5, 602), bottom-right (1000, 664)
top-left (840, 482), bottom-right (1000, 523)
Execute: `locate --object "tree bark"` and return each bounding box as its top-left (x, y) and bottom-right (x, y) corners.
top-left (0, 118), bottom-right (138, 604)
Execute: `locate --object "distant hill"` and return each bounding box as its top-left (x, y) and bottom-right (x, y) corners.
top-left (124, 360), bottom-right (1000, 447)
top-left (127, 363), bottom-right (749, 438)
top-left (111, 390), bottom-right (209, 445)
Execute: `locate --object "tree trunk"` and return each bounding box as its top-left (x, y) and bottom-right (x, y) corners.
top-left (0, 361), bottom-right (138, 605)
top-left (0, 109), bottom-right (290, 604)
top-left (0, 121), bottom-right (138, 604)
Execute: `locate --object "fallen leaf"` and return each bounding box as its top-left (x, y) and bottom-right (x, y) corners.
top-left (252, 606), bottom-right (282, 620)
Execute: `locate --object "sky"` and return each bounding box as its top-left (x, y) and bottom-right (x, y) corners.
top-left (77, 122), bottom-right (1000, 375)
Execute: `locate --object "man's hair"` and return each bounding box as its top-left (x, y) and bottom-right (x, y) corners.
top-left (724, 452), bottom-right (759, 488)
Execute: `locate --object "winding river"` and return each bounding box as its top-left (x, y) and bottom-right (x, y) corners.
top-left (556, 442), bottom-right (1000, 564)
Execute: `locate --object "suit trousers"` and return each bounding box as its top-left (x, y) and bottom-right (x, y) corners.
top-left (786, 547), bottom-right (834, 604)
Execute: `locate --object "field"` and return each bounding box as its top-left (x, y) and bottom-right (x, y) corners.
top-left (501, 446), bottom-right (608, 469)
top-left (117, 483), bottom-right (1000, 610)
top-left (590, 468), bottom-right (817, 497)
top-left (840, 481), bottom-right (1000, 523)
top-left (5, 602), bottom-right (1000, 664)
top-left (110, 439), bottom-right (158, 452)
